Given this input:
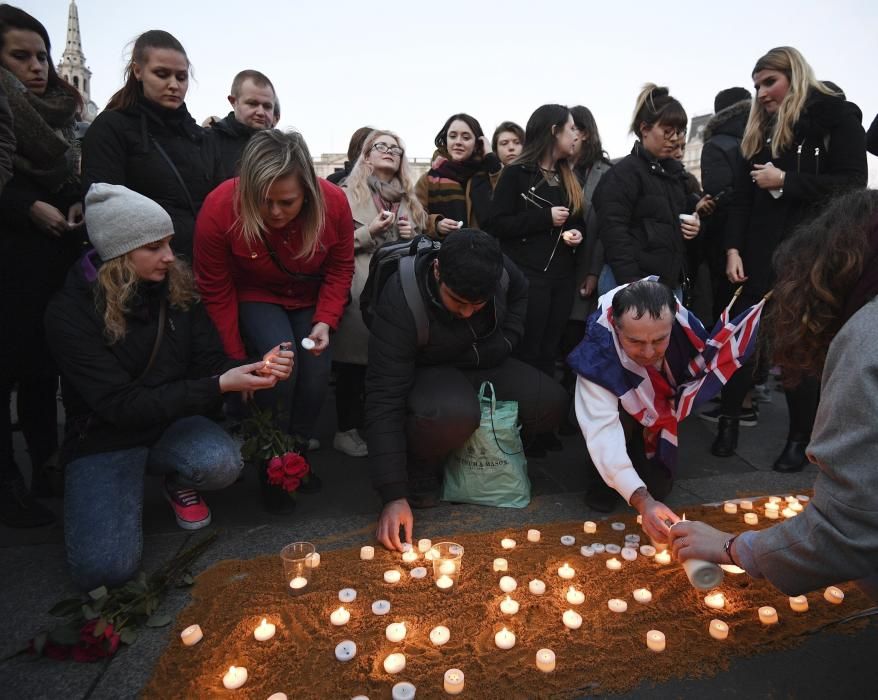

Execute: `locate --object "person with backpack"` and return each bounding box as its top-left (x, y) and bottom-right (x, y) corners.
top-left (364, 229), bottom-right (567, 552)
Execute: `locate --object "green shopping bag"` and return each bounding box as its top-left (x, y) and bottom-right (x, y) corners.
top-left (441, 381), bottom-right (530, 508)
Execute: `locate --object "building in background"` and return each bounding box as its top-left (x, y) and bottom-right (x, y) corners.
top-left (56, 1), bottom-right (98, 122)
top-left (312, 153), bottom-right (432, 181)
top-left (682, 113), bottom-right (711, 186)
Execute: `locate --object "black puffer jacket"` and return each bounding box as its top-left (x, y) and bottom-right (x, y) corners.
top-left (364, 251), bottom-right (528, 503)
top-left (207, 112), bottom-right (260, 183)
top-left (82, 95), bottom-right (217, 258)
top-left (725, 91), bottom-right (868, 298)
top-left (592, 142), bottom-right (690, 287)
top-left (45, 251), bottom-right (237, 464)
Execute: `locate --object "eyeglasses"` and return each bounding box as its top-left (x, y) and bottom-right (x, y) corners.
top-left (662, 127), bottom-right (687, 142)
top-left (372, 142), bottom-right (404, 157)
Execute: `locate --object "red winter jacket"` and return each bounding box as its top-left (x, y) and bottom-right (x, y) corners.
top-left (194, 177), bottom-right (354, 359)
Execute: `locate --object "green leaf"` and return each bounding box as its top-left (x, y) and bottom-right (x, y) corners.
top-left (182, 573), bottom-right (194, 586)
top-left (48, 624), bottom-right (80, 646)
top-left (49, 598), bottom-right (85, 618)
top-left (88, 585), bottom-right (108, 601)
top-left (81, 604), bottom-right (99, 620)
top-left (119, 627), bottom-right (138, 645)
top-left (93, 618), bottom-right (107, 637)
top-left (145, 613), bottom-right (171, 628)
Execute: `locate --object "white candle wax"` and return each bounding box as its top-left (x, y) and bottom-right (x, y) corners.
top-left (305, 552), bottom-right (320, 568)
top-left (704, 591), bottom-right (726, 610)
top-left (785, 495), bottom-right (798, 503)
top-left (621, 547), bottom-right (638, 561)
top-left (383, 652), bottom-right (406, 674)
top-left (562, 609), bottom-right (583, 630)
top-left (740, 500), bottom-right (754, 510)
top-left (744, 513), bottom-right (759, 525)
top-left (606, 558), bottom-right (622, 571)
top-left (360, 546), bottom-right (375, 560)
top-left (438, 560), bottom-right (456, 576)
top-left (410, 567), bottom-right (427, 579)
top-left (443, 668), bottom-right (465, 695)
top-left (334, 639), bottom-right (356, 661)
top-left (654, 550), bottom-right (672, 565)
top-left (222, 666), bottom-right (248, 690)
top-left (180, 624), bottom-right (202, 646)
top-left (789, 501), bottom-right (803, 512)
top-left (646, 630), bottom-right (666, 652)
top-left (591, 543), bottom-right (606, 554)
top-left (391, 682), bottom-right (416, 700)
top-left (608, 598), bottom-right (628, 613)
top-left (558, 563), bottom-right (576, 579)
top-left (401, 550), bottom-right (419, 563)
top-left (723, 502), bottom-right (738, 514)
top-left (639, 545), bottom-right (656, 557)
top-left (633, 588), bottom-right (652, 604)
top-left (611, 522), bottom-right (626, 531)
top-left (418, 538), bottom-right (432, 553)
top-left (528, 579), bottom-right (546, 595)
top-left (560, 535), bottom-right (576, 546)
top-left (720, 564), bottom-right (746, 574)
top-left (384, 569), bottom-right (401, 584)
top-left (253, 618), bottom-right (276, 641)
top-left (401, 542), bottom-right (412, 553)
top-left (338, 588), bottom-right (357, 603)
top-left (624, 534), bottom-right (641, 545)
top-left (436, 574), bottom-right (454, 591)
top-left (527, 529), bottom-right (541, 542)
top-left (765, 509), bottom-right (779, 520)
top-left (789, 595), bottom-right (809, 612)
top-left (425, 547), bottom-right (440, 561)
top-left (758, 606), bottom-right (779, 625)
top-left (605, 544), bottom-right (622, 554)
top-left (267, 694), bottom-right (288, 700)
top-left (796, 494), bottom-right (810, 502)
top-left (768, 496), bottom-right (782, 504)
top-left (330, 606), bottom-right (350, 626)
top-left (493, 558), bottom-right (508, 572)
top-left (385, 622), bottom-right (407, 643)
top-left (565, 586), bottom-right (585, 605)
top-left (536, 648), bottom-right (556, 672)
top-left (824, 586), bottom-right (844, 604)
top-left (289, 576), bottom-right (308, 590)
top-left (372, 599), bottom-right (391, 615)
top-left (429, 625), bottom-right (450, 646)
top-left (499, 575), bottom-right (518, 593)
top-left (782, 507), bottom-right (797, 518)
top-left (580, 545), bottom-right (595, 557)
top-left (494, 627), bottom-right (516, 649)
top-left (709, 619), bottom-right (729, 640)
top-left (583, 521), bottom-right (597, 534)
top-left (501, 538), bottom-right (517, 550)
top-left (500, 595), bottom-right (520, 615)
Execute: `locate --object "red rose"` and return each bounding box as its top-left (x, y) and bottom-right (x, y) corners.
top-left (282, 476), bottom-right (301, 492)
top-left (71, 620), bottom-right (119, 662)
top-left (266, 455), bottom-right (285, 485)
top-left (281, 452), bottom-right (309, 479)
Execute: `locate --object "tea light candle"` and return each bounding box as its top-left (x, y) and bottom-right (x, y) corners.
top-left (738, 500), bottom-right (752, 510)
top-left (654, 550), bottom-right (672, 565)
top-left (558, 563), bottom-right (575, 579)
top-left (410, 567), bottom-right (427, 579)
top-left (438, 560), bottom-right (456, 576)
top-left (401, 550), bottom-right (419, 563)
top-left (704, 591), bottom-right (726, 610)
top-left (565, 586), bottom-right (585, 605)
top-left (562, 609), bottom-right (583, 630)
top-left (580, 545), bottom-right (595, 557)
top-left (768, 496), bottom-right (782, 504)
top-left (334, 640), bottom-right (356, 661)
top-left (605, 544), bottom-right (622, 554)
top-left (591, 543), bottom-right (606, 554)
top-left (500, 595), bottom-right (520, 615)
top-left (383, 652), bottom-right (406, 674)
top-left (723, 502), bottom-right (738, 514)
top-left (759, 606), bottom-right (779, 625)
top-left (372, 599), bottom-right (391, 615)
top-left (425, 547), bottom-right (440, 561)
top-left (611, 522), bottom-right (626, 531)
top-left (306, 552), bottom-right (321, 568)
top-left (436, 575), bottom-right (454, 591)
top-left (789, 501), bottom-right (803, 512)
top-left (267, 694), bottom-right (287, 700)
top-left (639, 545), bottom-right (656, 557)
top-left (444, 668), bottom-right (465, 695)
top-left (222, 666), bottom-right (248, 690)
top-left (501, 538), bottom-right (517, 550)
top-left (330, 606), bottom-right (350, 626)
top-left (744, 513), bottom-right (759, 525)
top-left (493, 558), bottom-right (508, 572)
top-left (583, 521), bottom-right (597, 534)
top-left (646, 630), bottom-right (666, 652)
top-left (360, 546), bottom-right (375, 560)
top-left (709, 619), bottom-right (729, 640)
top-left (789, 595), bottom-right (809, 612)
top-left (338, 588), bottom-right (357, 603)
top-left (782, 507), bottom-right (797, 518)
top-left (289, 576), bottom-right (308, 590)
top-left (494, 627), bottom-right (516, 649)
top-left (401, 542), bottom-right (412, 553)
top-left (633, 588), bottom-right (652, 604)
top-left (418, 538), bottom-right (432, 553)
top-left (180, 623), bottom-right (202, 646)
top-left (254, 618), bottom-right (276, 641)
top-left (536, 648), bottom-right (556, 672)
top-left (764, 503), bottom-right (779, 519)
top-left (625, 534), bottom-right (641, 544)
top-left (528, 579), bottom-right (546, 595)
top-left (560, 535), bottom-right (576, 546)
top-left (386, 622), bottom-right (407, 643)
top-left (606, 558), bottom-right (622, 571)
top-left (796, 494), bottom-right (810, 502)
top-left (608, 598), bottom-right (628, 613)
top-left (391, 682), bottom-right (416, 700)
top-left (824, 586), bottom-right (844, 604)
top-left (621, 547), bottom-right (638, 561)
top-left (499, 576), bottom-right (518, 593)
top-left (384, 569), bottom-right (401, 584)
top-left (430, 625), bottom-right (450, 646)
top-left (527, 529), bottom-right (541, 542)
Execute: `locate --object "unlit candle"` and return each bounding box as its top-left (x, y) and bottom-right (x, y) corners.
top-left (789, 595), bottom-right (809, 612)
top-left (527, 529), bottom-right (541, 542)
top-left (562, 609), bottom-right (583, 630)
top-left (536, 648), bottom-right (556, 672)
top-left (499, 575), bottom-right (518, 593)
top-left (709, 619), bottom-right (729, 640)
top-left (646, 630), bottom-right (666, 652)
top-left (583, 521), bottom-right (597, 534)
top-left (758, 606), bottom-right (779, 625)
top-left (824, 586), bottom-right (844, 605)
top-left (444, 668), bottom-right (465, 695)
top-left (528, 579), bottom-right (546, 595)
top-left (429, 625), bottom-right (450, 646)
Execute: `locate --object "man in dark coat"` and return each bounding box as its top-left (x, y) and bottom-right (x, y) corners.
top-left (365, 230), bottom-right (567, 551)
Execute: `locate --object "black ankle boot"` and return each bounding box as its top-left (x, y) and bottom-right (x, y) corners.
top-left (773, 439), bottom-right (809, 473)
top-left (711, 416), bottom-right (739, 457)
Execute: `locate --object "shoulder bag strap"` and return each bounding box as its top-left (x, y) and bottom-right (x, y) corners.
top-left (138, 297), bottom-right (167, 382)
top-left (150, 137), bottom-right (197, 217)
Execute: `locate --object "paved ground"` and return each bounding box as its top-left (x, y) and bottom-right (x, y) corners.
top-left (1, 378), bottom-right (876, 698)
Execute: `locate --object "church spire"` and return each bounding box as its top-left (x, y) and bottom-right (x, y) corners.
top-left (57, 1), bottom-right (97, 120)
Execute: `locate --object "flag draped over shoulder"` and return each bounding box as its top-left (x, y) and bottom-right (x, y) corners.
top-left (567, 278), bottom-right (766, 473)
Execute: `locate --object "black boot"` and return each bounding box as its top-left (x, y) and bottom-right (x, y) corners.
top-left (293, 438), bottom-right (323, 494)
top-left (584, 480), bottom-right (621, 513)
top-left (254, 460), bottom-right (297, 514)
top-left (773, 439), bottom-right (809, 473)
top-left (711, 416), bottom-right (739, 457)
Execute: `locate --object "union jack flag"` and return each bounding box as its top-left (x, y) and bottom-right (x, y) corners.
top-left (567, 278), bottom-right (766, 473)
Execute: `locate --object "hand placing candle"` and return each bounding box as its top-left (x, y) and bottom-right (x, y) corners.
top-left (330, 606), bottom-right (350, 626)
top-left (254, 618), bottom-right (276, 641)
top-left (222, 666), bottom-right (248, 690)
top-left (495, 627), bottom-right (516, 649)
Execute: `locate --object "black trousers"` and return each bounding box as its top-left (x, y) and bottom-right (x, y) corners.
top-left (334, 362), bottom-right (366, 432)
top-left (404, 358), bottom-right (568, 481)
top-left (516, 273), bottom-right (575, 377)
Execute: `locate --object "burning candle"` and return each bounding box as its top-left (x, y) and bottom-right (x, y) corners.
top-left (558, 563), bottom-right (576, 580)
top-left (501, 538), bottom-right (517, 550)
top-left (222, 666), bottom-right (248, 690)
top-left (560, 535), bottom-right (576, 546)
top-left (391, 682), bottom-right (416, 700)
top-left (180, 624), bottom-right (202, 646)
top-left (418, 538), bottom-right (432, 553)
top-left (740, 500), bottom-right (754, 510)
top-left (401, 550), bottom-right (419, 563)
top-left (612, 522), bottom-right (626, 531)
top-left (536, 648), bottom-right (556, 672)
top-left (334, 640), bottom-right (356, 661)
top-left (493, 558), bottom-right (508, 572)
top-left (494, 627), bottom-right (516, 649)
top-left (527, 529), bottom-right (541, 542)
top-left (253, 618), bottom-right (276, 641)
top-left (646, 630), bottom-right (666, 652)
top-left (709, 619), bottom-right (729, 640)
top-left (429, 625), bottom-right (450, 646)
top-left (338, 588), bottom-right (357, 603)
top-left (782, 507), bottom-right (797, 518)
top-left (824, 586), bottom-right (844, 605)
top-left (384, 570), bottom-right (401, 584)
top-left (425, 548), bottom-right (440, 561)
top-left (562, 609), bottom-right (583, 630)
top-left (289, 576), bottom-right (308, 590)
top-left (723, 502), bottom-right (738, 514)
top-left (410, 566), bottom-right (427, 579)
top-left (654, 550), bottom-right (672, 565)
top-left (608, 599), bottom-right (628, 613)
top-left (438, 560), bottom-right (456, 576)
top-left (436, 574), bottom-right (454, 591)
top-left (621, 547), bottom-right (638, 561)
top-left (499, 576), bottom-right (518, 593)
top-left (703, 591), bottom-right (726, 610)
top-left (580, 545), bottom-right (595, 557)
top-left (768, 496), bottom-right (782, 504)
top-left (500, 595), bottom-right (520, 615)
top-left (529, 579), bottom-right (546, 595)
top-left (583, 521), bottom-right (597, 534)
top-left (385, 622), bottom-right (407, 642)
top-left (789, 501), bottom-right (803, 512)
top-left (372, 599), bottom-right (391, 615)
top-left (639, 545), bottom-right (656, 557)
top-left (330, 606), bottom-right (350, 626)
top-left (789, 595), bottom-right (809, 612)
top-left (566, 586), bottom-right (585, 605)
top-left (383, 652), bottom-right (406, 674)
top-left (606, 558), bottom-right (622, 571)
top-left (444, 668), bottom-right (465, 695)
top-left (758, 606), bottom-right (779, 625)
top-left (744, 513), bottom-right (759, 525)
top-left (764, 503), bottom-right (780, 519)
top-left (360, 546), bottom-right (374, 560)
top-left (633, 588), bottom-right (653, 604)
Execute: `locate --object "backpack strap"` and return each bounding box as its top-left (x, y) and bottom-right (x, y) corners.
top-left (399, 255), bottom-right (429, 347)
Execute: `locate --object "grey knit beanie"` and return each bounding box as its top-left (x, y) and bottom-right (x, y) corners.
top-left (85, 183), bottom-right (175, 261)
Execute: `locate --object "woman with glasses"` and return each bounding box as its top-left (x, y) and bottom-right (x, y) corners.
top-left (332, 130), bottom-right (426, 457)
top-left (415, 113), bottom-right (501, 236)
top-left (592, 84), bottom-right (700, 296)
top-left (194, 130), bottom-right (354, 507)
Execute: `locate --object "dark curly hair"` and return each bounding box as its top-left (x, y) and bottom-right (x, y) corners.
top-left (769, 189), bottom-right (878, 386)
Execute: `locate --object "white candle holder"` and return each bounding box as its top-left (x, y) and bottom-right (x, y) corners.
top-left (432, 542), bottom-right (464, 590)
top-left (280, 541), bottom-right (315, 595)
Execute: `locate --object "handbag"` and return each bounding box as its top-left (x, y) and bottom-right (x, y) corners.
top-left (441, 381), bottom-right (530, 508)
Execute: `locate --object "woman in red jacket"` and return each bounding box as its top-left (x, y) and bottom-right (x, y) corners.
top-left (195, 130), bottom-right (354, 485)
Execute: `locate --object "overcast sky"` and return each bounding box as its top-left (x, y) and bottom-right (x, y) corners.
top-left (25, 0), bottom-right (878, 183)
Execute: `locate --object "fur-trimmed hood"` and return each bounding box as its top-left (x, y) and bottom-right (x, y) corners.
top-left (703, 99), bottom-right (751, 141)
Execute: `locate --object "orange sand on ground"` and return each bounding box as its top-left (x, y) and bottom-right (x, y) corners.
top-left (145, 497), bottom-right (871, 699)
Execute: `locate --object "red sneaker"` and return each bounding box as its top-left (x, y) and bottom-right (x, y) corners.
top-left (163, 480), bottom-right (211, 530)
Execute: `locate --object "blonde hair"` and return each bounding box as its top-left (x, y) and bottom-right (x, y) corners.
top-left (741, 46), bottom-right (838, 159)
top-left (235, 130), bottom-right (325, 258)
top-left (96, 257), bottom-right (197, 344)
top-left (343, 129), bottom-right (427, 229)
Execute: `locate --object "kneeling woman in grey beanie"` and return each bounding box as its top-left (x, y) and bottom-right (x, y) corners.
top-left (45, 183), bottom-right (293, 591)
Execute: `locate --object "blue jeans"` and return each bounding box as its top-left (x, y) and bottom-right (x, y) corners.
top-left (64, 416), bottom-right (241, 591)
top-left (237, 303), bottom-right (332, 438)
